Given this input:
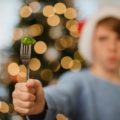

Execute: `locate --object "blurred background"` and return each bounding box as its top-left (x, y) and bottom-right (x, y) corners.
top-left (0, 0), bottom-right (119, 119)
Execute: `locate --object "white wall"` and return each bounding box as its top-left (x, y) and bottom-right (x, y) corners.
top-left (0, 0), bottom-right (22, 49)
top-left (74, 0), bottom-right (120, 19)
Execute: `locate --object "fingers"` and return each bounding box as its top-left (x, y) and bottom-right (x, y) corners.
top-left (12, 90), bottom-right (36, 101)
top-left (26, 79), bottom-right (42, 90)
top-left (13, 99), bottom-right (34, 108)
top-left (15, 83), bottom-right (32, 93)
top-left (13, 79), bottom-right (45, 115)
top-left (14, 105), bottom-right (33, 115)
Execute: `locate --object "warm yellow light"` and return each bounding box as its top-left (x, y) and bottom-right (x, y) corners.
top-left (66, 20), bottom-right (78, 30)
top-left (34, 41), bottom-right (47, 54)
top-left (43, 5), bottom-right (54, 17)
top-left (47, 15), bottom-right (60, 26)
top-left (27, 24), bottom-right (43, 37)
top-left (70, 31), bottom-right (79, 38)
top-left (55, 36), bottom-right (74, 50)
top-left (61, 56), bottom-right (73, 69)
top-left (54, 2), bottom-right (66, 14)
top-left (70, 59), bottom-right (81, 71)
top-left (74, 51), bottom-right (84, 61)
top-left (49, 61), bottom-right (60, 72)
top-left (19, 65), bottom-right (27, 73)
top-left (49, 25), bottom-right (63, 39)
top-left (20, 5), bottom-right (32, 18)
top-left (69, 24), bottom-right (78, 33)
top-left (17, 72), bottom-right (27, 82)
top-left (56, 114), bottom-right (68, 120)
top-left (13, 28), bottom-right (24, 41)
top-left (0, 101), bottom-right (9, 113)
top-left (29, 1), bottom-right (41, 13)
top-left (8, 63), bottom-right (20, 76)
top-left (29, 58), bottom-right (41, 71)
top-left (40, 69), bottom-right (53, 81)
top-left (64, 8), bottom-right (77, 19)
top-left (44, 47), bottom-right (60, 62)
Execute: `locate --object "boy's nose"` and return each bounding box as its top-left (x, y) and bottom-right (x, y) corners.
top-left (108, 40), bottom-right (117, 52)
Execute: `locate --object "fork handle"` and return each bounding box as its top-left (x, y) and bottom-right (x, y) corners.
top-left (26, 65), bottom-right (30, 80)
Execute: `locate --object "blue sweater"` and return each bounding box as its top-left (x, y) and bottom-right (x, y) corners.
top-left (29, 69), bottom-right (120, 120)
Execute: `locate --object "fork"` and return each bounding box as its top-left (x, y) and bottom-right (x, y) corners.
top-left (20, 43), bottom-right (31, 80)
top-left (20, 43), bottom-right (31, 120)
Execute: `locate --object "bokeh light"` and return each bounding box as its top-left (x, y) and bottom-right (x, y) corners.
top-left (64, 8), bottom-right (77, 19)
top-left (45, 47), bottom-right (60, 62)
top-left (13, 28), bottom-right (24, 41)
top-left (54, 2), bottom-right (67, 14)
top-left (43, 5), bottom-right (55, 17)
top-left (0, 101), bottom-right (9, 113)
top-left (29, 58), bottom-right (41, 71)
top-left (27, 24), bottom-right (44, 37)
top-left (61, 56), bottom-right (73, 69)
top-left (34, 41), bottom-right (47, 54)
top-left (70, 59), bottom-right (81, 71)
top-left (20, 5), bottom-right (32, 18)
top-left (8, 63), bottom-right (20, 76)
top-left (49, 25), bottom-right (63, 39)
top-left (40, 69), bottom-right (53, 81)
top-left (29, 1), bottom-right (41, 13)
top-left (47, 15), bottom-right (60, 26)
top-left (56, 114), bottom-right (68, 120)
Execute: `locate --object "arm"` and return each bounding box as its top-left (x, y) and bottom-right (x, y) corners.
top-left (13, 72), bottom-right (80, 120)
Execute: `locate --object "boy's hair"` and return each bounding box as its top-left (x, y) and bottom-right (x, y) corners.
top-left (97, 17), bottom-right (120, 36)
top-left (78, 7), bottom-right (120, 65)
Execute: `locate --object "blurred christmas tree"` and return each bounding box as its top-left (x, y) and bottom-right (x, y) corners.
top-left (0, 0), bottom-right (86, 119)
top-left (11, 0), bottom-right (86, 85)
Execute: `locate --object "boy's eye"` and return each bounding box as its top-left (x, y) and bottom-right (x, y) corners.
top-left (116, 36), bottom-right (120, 41)
top-left (98, 36), bottom-right (108, 41)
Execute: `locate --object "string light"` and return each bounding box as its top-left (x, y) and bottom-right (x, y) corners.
top-left (34, 41), bottom-right (47, 54)
top-left (43, 5), bottom-right (55, 17)
top-left (61, 56), bottom-right (73, 69)
top-left (13, 28), bottom-right (24, 41)
top-left (66, 19), bottom-right (78, 30)
top-left (49, 61), bottom-right (60, 72)
top-left (56, 114), bottom-right (68, 120)
top-left (47, 15), bottom-right (60, 26)
top-left (64, 8), bottom-right (77, 19)
top-left (29, 58), bottom-right (41, 71)
top-left (27, 24), bottom-right (44, 37)
top-left (8, 63), bottom-right (20, 76)
top-left (17, 65), bottom-right (27, 82)
top-left (19, 65), bottom-right (27, 73)
top-left (0, 101), bottom-right (9, 113)
top-left (70, 30), bottom-right (79, 38)
top-left (49, 25), bottom-right (63, 39)
top-left (40, 69), bottom-right (53, 81)
top-left (55, 36), bottom-right (68, 50)
top-left (54, 2), bottom-right (67, 15)
top-left (20, 5), bottom-right (32, 18)
top-left (29, 1), bottom-right (41, 13)
top-left (70, 59), bottom-right (81, 71)
top-left (44, 47), bottom-right (60, 62)
top-left (17, 72), bottom-right (27, 82)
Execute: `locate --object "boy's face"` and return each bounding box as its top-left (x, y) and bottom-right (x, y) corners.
top-left (92, 25), bottom-right (120, 71)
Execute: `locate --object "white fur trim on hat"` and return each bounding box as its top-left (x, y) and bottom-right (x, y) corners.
top-left (78, 7), bottom-right (120, 65)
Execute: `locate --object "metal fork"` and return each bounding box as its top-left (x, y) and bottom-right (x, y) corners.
top-left (20, 43), bottom-right (31, 120)
top-left (20, 43), bottom-right (31, 80)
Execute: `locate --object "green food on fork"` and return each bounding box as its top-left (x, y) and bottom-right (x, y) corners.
top-left (21, 36), bottom-right (36, 45)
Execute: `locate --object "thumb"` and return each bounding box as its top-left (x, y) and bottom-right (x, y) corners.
top-left (26, 79), bottom-right (42, 90)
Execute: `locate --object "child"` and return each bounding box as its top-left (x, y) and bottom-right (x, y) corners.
top-left (12, 7), bottom-right (120, 120)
